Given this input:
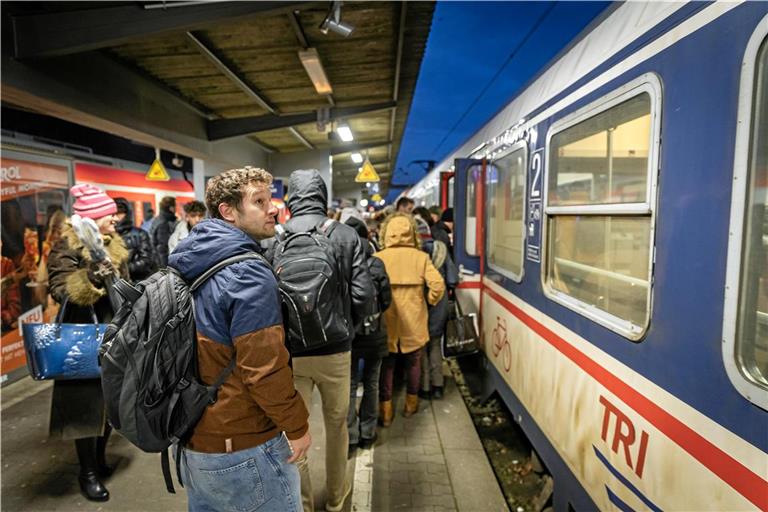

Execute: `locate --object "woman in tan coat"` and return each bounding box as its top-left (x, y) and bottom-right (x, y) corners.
top-left (375, 213), bottom-right (445, 424)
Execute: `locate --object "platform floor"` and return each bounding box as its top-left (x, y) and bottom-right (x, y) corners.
top-left (1, 367), bottom-right (507, 512)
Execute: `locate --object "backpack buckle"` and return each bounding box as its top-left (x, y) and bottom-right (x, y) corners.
top-left (166, 312), bottom-right (184, 330)
top-left (177, 378), bottom-right (190, 390)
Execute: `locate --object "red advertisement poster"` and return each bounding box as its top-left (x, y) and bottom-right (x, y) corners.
top-left (1, 154), bottom-right (70, 383)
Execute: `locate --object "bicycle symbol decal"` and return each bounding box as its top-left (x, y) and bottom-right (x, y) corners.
top-left (491, 316), bottom-right (512, 373)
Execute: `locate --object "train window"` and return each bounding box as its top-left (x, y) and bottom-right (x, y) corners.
top-left (548, 94), bottom-right (651, 207)
top-left (465, 166), bottom-right (480, 256)
top-left (543, 75), bottom-right (661, 340)
top-left (734, 37), bottom-right (768, 394)
top-left (487, 144), bottom-right (527, 281)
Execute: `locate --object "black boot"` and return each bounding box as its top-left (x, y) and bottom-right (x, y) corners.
top-left (96, 424), bottom-right (115, 477)
top-left (76, 438), bottom-right (110, 502)
top-left (432, 386), bottom-right (444, 400)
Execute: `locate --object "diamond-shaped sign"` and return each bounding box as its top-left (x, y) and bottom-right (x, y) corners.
top-left (146, 159), bottom-right (170, 181)
top-left (355, 158), bottom-right (380, 183)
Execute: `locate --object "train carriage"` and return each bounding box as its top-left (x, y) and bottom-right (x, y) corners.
top-left (408, 2), bottom-right (768, 510)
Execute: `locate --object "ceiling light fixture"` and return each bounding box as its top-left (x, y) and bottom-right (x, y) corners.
top-left (351, 152), bottom-right (363, 164)
top-left (337, 122), bottom-right (354, 142)
top-left (319, 1), bottom-right (355, 37)
top-left (298, 48), bottom-right (333, 95)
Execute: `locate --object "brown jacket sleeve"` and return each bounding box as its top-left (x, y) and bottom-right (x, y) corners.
top-left (233, 325), bottom-right (309, 439)
top-left (424, 256), bottom-right (446, 306)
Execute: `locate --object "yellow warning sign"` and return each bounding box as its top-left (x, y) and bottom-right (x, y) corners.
top-left (146, 158), bottom-right (170, 181)
top-left (355, 158), bottom-right (380, 183)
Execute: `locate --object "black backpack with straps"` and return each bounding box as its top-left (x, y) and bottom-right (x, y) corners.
top-left (273, 219), bottom-right (350, 354)
top-left (99, 252), bottom-right (267, 492)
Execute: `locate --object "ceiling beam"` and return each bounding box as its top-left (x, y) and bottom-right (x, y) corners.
top-left (186, 32), bottom-right (277, 115)
top-left (11, 2), bottom-right (306, 59)
top-left (288, 127), bottom-right (314, 149)
top-left (388, 1), bottom-right (407, 163)
top-left (330, 139), bottom-right (393, 156)
top-left (288, 10), bottom-right (309, 49)
top-left (208, 102), bottom-right (396, 141)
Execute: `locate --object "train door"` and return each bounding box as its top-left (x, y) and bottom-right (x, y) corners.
top-left (453, 158), bottom-right (485, 317)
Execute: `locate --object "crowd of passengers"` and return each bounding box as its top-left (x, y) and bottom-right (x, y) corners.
top-left (22, 167), bottom-right (459, 511)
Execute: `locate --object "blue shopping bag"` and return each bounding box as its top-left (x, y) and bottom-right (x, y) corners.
top-left (22, 299), bottom-right (106, 380)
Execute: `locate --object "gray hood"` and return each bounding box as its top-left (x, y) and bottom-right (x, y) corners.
top-left (286, 170), bottom-right (328, 217)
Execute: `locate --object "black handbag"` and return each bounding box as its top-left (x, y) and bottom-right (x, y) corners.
top-left (442, 300), bottom-right (479, 358)
top-left (22, 298), bottom-right (106, 380)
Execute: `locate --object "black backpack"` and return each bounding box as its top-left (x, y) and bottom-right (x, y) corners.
top-left (359, 257), bottom-right (382, 336)
top-left (273, 219), bottom-right (349, 354)
top-left (99, 252), bottom-right (265, 493)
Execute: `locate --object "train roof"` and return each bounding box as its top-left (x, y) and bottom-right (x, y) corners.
top-left (409, 2), bottom-right (687, 197)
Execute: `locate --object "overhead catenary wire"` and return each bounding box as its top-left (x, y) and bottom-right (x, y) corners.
top-left (430, 1), bottom-right (557, 158)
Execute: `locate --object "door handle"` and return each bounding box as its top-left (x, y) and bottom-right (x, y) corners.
top-left (459, 265), bottom-right (475, 276)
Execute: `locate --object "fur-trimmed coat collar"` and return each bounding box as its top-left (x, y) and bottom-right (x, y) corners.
top-left (47, 223), bottom-right (130, 307)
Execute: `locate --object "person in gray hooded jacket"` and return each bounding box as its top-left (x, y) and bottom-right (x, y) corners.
top-left (265, 169), bottom-right (375, 512)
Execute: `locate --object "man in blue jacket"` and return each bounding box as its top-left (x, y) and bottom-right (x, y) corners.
top-left (169, 167), bottom-right (311, 512)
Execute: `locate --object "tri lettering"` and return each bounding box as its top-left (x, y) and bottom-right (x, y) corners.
top-left (599, 395), bottom-right (650, 478)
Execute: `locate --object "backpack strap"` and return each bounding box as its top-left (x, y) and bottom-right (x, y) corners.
top-left (187, 251), bottom-right (274, 393)
top-left (190, 251), bottom-right (274, 398)
top-left (189, 252), bottom-right (270, 292)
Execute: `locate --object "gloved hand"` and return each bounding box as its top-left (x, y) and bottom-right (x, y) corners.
top-left (87, 260), bottom-right (116, 287)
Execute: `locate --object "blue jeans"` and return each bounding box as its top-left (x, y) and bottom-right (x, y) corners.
top-left (347, 355), bottom-right (382, 445)
top-left (178, 433), bottom-right (302, 512)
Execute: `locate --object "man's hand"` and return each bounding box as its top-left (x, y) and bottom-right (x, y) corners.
top-left (286, 431), bottom-right (312, 464)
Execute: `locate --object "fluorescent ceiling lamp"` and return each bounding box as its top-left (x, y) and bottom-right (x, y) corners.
top-left (337, 123), bottom-right (354, 142)
top-left (298, 48), bottom-right (333, 95)
top-left (351, 152), bottom-right (363, 164)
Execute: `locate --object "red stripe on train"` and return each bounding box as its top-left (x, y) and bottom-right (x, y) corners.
top-left (482, 284), bottom-right (768, 511)
top-left (457, 281), bottom-right (482, 289)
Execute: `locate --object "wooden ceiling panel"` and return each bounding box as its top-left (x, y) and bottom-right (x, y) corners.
top-left (100, 0), bottom-right (434, 188)
top-left (202, 16), bottom-right (297, 49)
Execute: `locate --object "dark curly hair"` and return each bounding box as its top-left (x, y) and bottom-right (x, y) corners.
top-left (183, 200), bottom-right (207, 216)
top-left (205, 166), bottom-right (273, 220)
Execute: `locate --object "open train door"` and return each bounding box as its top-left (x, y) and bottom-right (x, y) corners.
top-left (453, 158), bottom-right (485, 321)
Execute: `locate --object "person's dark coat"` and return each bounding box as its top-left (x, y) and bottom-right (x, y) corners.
top-left (114, 198), bottom-right (157, 281)
top-left (265, 170), bottom-right (375, 356)
top-left (151, 208), bottom-right (177, 267)
top-left (431, 221), bottom-right (453, 256)
top-left (46, 223), bottom-right (129, 440)
top-left (345, 218), bottom-right (392, 359)
top-left (423, 238), bottom-right (459, 338)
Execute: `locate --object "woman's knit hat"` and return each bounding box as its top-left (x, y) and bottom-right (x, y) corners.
top-left (70, 184), bottom-right (117, 220)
